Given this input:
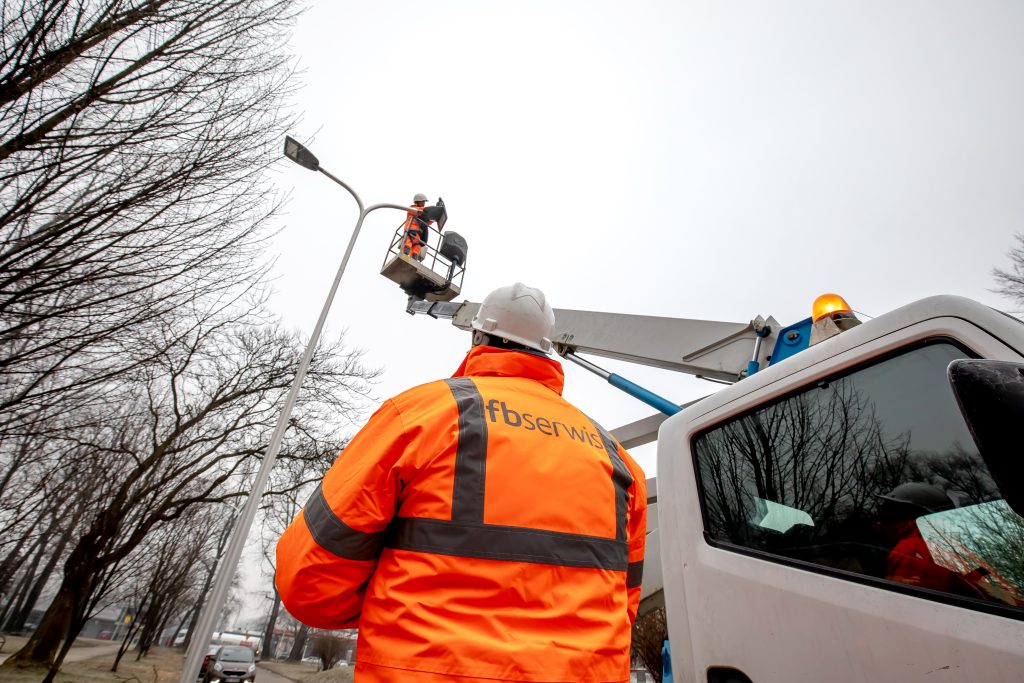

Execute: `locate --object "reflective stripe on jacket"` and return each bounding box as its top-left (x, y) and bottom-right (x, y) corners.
top-left (276, 345), bottom-right (647, 682)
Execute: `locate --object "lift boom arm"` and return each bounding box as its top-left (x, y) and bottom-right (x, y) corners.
top-left (408, 299), bottom-right (779, 384)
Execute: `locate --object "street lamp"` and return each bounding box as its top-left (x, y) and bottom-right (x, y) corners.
top-left (179, 137), bottom-right (417, 683)
top-left (283, 136), bottom-right (320, 171)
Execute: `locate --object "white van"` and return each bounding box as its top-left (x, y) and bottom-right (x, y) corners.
top-left (654, 296), bottom-right (1024, 682)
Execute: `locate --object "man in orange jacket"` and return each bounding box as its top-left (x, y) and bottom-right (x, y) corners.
top-left (276, 283), bottom-right (647, 682)
top-left (402, 192), bottom-right (431, 261)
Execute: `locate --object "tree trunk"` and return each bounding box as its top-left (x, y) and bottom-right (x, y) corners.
top-left (6, 524), bottom-right (71, 632)
top-left (0, 523), bottom-right (49, 627)
top-left (0, 549), bottom-right (41, 628)
top-left (135, 595), bottom-right (162, 659)
top-left (260, 587), bottom-right (281, 659)
top-left (1, 582), bottom-right (74, 668)
top-left (0, 549), bottom-right (23, 603)
top-left (112, 619), bottom-right (137, 671)
top-left (3, 571), bottom-right (92, 683)
top-left (287, 623), bottom-right (309, 662)
top-left (42, 597), bottom-right (93, 683)
top-left (1, 539), bottom-right (97, 669)
top-left (153, 604), bottom-right (176, 648)
top-left (113, 597), bottom-right (147, 672)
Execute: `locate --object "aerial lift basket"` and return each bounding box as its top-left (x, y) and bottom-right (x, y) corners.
top-left (380, 223), bottom-right (467, 302)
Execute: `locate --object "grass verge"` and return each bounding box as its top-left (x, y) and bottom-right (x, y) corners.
top-left (0, 636), bottom-right (113, 657)
top-left (259, 660), bottom-right (320, 680)
top-left (259, 660), bottom-right (353, 683)
top-left (302, 668), bottom-right (354, 683)
top-left (0, 645), bottom-right (182, 683)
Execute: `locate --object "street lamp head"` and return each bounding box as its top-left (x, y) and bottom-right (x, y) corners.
top-left (419, 198), bottom-right (447, 230)
top-left (283, 136), bottom-right (320, 172)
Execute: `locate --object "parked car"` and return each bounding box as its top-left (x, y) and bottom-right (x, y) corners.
top-left (198, 645), bottom-right (221, 680)
top-left (203, 645), bottom-right (257, 683)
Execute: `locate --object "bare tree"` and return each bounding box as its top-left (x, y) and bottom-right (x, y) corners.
top-left (287, 622), bottom-right (310, 663)
top-left (0, 441), bottom-right (97, 631)
top-left (0, 1), bottom-right (346, 677)
top-left (993, 233), bottom-right (1024, 309)
top-left (180, 504), bottom-right (240, 652)
top-left (0, 6), bottom-right (394, 682)
top-left (129, 507), bottom-right (212, 661)
top-left (260, 586), bottom-right (283, 660)
top-left (630, 607), bottom-right (666, 683)
top-left (0, 0), bottom-right (299, 433)
top-left (111, 587), bottom-right (148, 673)
top-left (310, 632), bottom-right (353, 671)
top-left (2, 314), bottom-right (375, 676)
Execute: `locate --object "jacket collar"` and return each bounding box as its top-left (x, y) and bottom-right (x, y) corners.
top-left (452, 345), bottom-right (565, 396)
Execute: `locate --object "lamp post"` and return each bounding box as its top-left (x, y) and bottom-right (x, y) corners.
top-left (178, 137), bottom-right (416, 683)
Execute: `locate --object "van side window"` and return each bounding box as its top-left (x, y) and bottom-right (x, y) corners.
top-left (693, 342), bottom-right (1024, 612)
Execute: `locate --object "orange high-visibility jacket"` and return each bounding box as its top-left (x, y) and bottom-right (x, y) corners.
top-left (403, 207), bottom-right (430, 245)
top-left (276, 345), bottom-right (647, 682)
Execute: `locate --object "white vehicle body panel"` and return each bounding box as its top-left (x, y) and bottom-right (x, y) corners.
top-left (657, 296), bottom-right (1024, 682)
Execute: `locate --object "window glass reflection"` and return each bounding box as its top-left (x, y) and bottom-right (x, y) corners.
top-left (694, 342), bottom-right (1024, 610)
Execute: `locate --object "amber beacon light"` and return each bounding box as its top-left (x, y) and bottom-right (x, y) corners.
top-left (809, 293), bottom-right (861, 346)
top-left (812, 293), bottom-right (854, 322)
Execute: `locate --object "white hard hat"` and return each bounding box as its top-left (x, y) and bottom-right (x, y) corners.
top-left (471, 283), bottom-right (556, 353)
top-left (413, 193), bottom-right (428, 203)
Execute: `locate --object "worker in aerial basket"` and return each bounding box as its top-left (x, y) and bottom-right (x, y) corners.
top-left (402, 192), bottom-right (431, 261)
top-left (276, 283), bottom-right (647, 683)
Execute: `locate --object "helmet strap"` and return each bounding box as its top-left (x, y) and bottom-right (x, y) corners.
top-left (471, 331), bottom-right (533, 353)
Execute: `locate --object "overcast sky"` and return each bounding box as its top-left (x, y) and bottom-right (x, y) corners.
top-left (267, 0), bottom-right (1024, 479)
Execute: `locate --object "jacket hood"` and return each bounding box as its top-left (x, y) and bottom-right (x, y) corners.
top-left (452, 345), bottom-right (565, 396)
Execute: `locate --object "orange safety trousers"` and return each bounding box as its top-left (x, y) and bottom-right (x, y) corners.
top-left (402, 231), bottom-right (422, 258)
top-left (276, 346), bottom-right (647, 682)
top-left (402, 210), bottom-right (425, 259)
